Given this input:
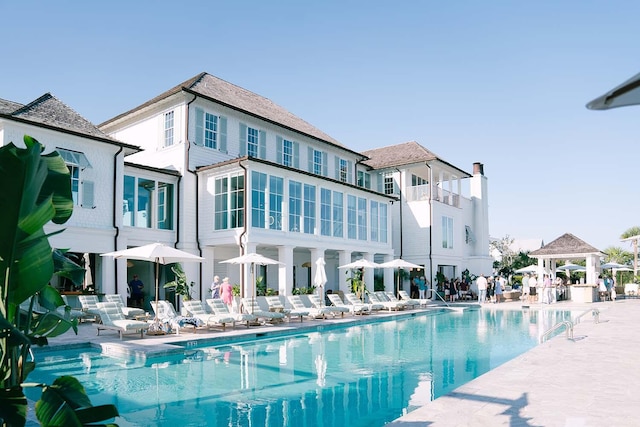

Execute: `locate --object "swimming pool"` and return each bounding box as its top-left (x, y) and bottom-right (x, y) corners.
top-left (28, 307), bottom-right (573, 426)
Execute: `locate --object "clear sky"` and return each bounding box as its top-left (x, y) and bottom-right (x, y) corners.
top-left (2, 0), bottom-right (639, 253)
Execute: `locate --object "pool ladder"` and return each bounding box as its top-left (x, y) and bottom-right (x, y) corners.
top-left (539, 308), bottom-right (600, 343)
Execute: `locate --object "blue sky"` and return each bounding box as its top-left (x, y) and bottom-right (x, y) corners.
top-left (2, 0), bottom-right (639, 253)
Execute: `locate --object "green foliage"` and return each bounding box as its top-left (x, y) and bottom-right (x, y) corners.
top-left (345, 269), bottom-right (366, 297)
top-left (292, 286), bottom-right (316, 295)
top-left (231, 284), bottom-right (241, 296)
top-left (163, 264), bottom-right (193, 300)
top-left (255, 276), bottom-right (266, 296)
top-left (0, 136), bottom-right (118, 426)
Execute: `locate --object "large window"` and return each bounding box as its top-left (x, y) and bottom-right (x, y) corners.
top-left (383, 172), bottom-right (395, 195)
top-left (370, 201), bottom-right (379, 242)
top-left (214, 174), bottom-right (244, 230)
top-left (379, 203), bottom-right (387, 243)
top-left (269, 176), bottom-right (284, 230)
top-left (320, 189), bottom-right (331, 236)
top-left (247, 127), bottom-right (259, 157)
top-left (357, 171), bottom-right (371, 189)
top-left (313, 150), bottom-right (323, 175)
top-left (333, 191), bottom-right (343, 238)
top-left (58, 148), bottom-right (92, 208)
top-left (289, 181), bottom-right (302, 232)
top-left (357, 197), bottom-right (367, 241)
top-left (347, 195), bottom-right (357, 239)
top-left (339, 158), bottom-right (348, 183)
top-left (303, 184), bottom-right (316, 234)
top-left (412, 174), bottom-right (428, 186)
top-left (251, 171), bottom-right (267, 228)
top-left (164, 111), bottom-right (174, 147)
top-left (123, 175), bottom-right (174, 230)
top-left (442, 216), bottom-right (454, 249)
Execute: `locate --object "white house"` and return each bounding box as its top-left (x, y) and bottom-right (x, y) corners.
top-left (1, 72), bottom-right (492, 306)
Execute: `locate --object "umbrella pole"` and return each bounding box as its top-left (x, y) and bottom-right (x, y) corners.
top-left (154, 261), bottom-right (160, 323)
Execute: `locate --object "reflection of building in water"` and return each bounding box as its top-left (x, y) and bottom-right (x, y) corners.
top-left (407, 373), bottom-right (434, 412)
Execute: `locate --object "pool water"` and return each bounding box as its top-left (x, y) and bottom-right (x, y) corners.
top-left (27, 308), bottom-right (572, 426)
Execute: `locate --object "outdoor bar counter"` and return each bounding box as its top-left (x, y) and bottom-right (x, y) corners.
top-left (569, 284), bottom-right (597, 303)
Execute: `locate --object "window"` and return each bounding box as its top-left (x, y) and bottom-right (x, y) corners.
top-left (269, 176), bottom-right (283, 230)
top-left (442, 216), bottom-right (454, 249)
top-left (313, 149), bottom-right (322, 175)
top-left (339, 159), bottom-right (348, 183)
top-left (357, 197), bottom-right (367, 241)
top-left (303, 184), bottom-right (316, 234)
top-left (357, 171), bottom-right (371, 189)
top-left (214, 174), bottom-right (244, 230)
top-left (122, 175), bottom-right (174, 230)
top-left (283, 139), bottom-right (293, 167)
top-left (204, 112), bottom-right (218, 148)
top-left (289, 181), bottom-right (302, 232)
top-left (333, 191), bottom-right (343, 238)
top-left (347, 195), bottom-right (357, 239)
top-left (247, 127), bottom-right (259, 157)
top-left (251, 171), bottom-right (267, 228)
top-left (370, 201), bottom-right (378, 242)
top-left (379, 203), bottom-right (387, 243)
top-left (383, 172), bottom-right (395, 195)
top-left (412, 174), bottom-right (428, 186)
top-left (57, 148), bottom-right (92, 208)
top-left (320, 189), bottom-right (331, 236)
top-left (164, 111), bottom-right (174, 147)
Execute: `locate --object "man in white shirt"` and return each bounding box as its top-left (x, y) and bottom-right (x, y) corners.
top-left (476, 274), bottom-right (488, 304)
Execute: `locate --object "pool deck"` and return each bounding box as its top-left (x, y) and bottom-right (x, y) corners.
top-left (38, 298), bottom-right (640, 426)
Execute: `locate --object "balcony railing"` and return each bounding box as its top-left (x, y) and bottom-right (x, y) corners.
top-left (405, 184), bottom-right (460, 208)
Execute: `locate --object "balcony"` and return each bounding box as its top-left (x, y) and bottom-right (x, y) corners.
top-left (405, 184), bottom-right (460, 208)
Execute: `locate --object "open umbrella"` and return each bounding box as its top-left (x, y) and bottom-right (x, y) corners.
top-left (600, 262), bottom-right (628, 270)
top-left (101, 243), bottom-right (204, 329)
top-left (220, 253), bottom-right (283, 312)
top-left (313, 257), bottom-right (328, 306)
top-left (587, 71), bottom-right (640, 110)
top-left (514, 265), bottom-right (538, 274)
top-left (338, 259), bottom-right (380, 269)
top-left (378, 258), bottom-right (423, 294)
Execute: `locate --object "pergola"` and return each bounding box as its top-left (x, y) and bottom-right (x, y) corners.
top-left (529, 233), bottom-right (604, 284)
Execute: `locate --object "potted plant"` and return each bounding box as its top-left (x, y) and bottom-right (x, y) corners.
top-left (163, 264), bottom-right (194, 313)
top-left (346, 269), bottom-right (366, 301)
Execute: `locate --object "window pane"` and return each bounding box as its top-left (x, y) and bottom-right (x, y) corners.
top-left (303, 184), bottom-right (316, 234)
top-left (137, 179), bottom-right (154, 228)
top-left (289, 181), bottom-right (301, 232)
top-left (123, 175), bottom-right (135, 226)
top-left (333, 191), bottom-right (343, 238)
top-left (269, 176), bottom-right (283, 230)
top-left (157, 182), bottom-right (174, 230)
top-left (251, 171), bottom-right (266, 228)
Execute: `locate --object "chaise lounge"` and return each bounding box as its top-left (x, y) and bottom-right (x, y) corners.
top-left (95, 302), bottom-right (149, 339)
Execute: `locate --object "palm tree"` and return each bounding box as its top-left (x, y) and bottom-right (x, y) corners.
top-left (603, 246), bottom-right (633, 265)
top-left (621, 226), bottom-right (640, 276)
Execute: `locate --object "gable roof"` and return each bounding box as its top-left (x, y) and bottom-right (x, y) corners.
top-left (361, 140), bottom-right (471, 176)
top-left (1, 94), bottom-right (134, 148)
top-left (529, 233), bottom-right (601, 257)
top-left (100, 72), bottom-right (351, 151)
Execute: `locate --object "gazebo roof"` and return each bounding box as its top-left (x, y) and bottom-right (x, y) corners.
top-left (529, 233), bottom-right (602, 259)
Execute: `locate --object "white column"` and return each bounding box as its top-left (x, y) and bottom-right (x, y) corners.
top-left (383, 253), bottom-right (394, 292)
top-left (363, 253), bottom-right (375, 293)
top-left (338, 250), bottom-right (351, 294)
top-left (278, 245), bottom-right (294, 296)
top-left (586, 255), bottom-right (599, 284)
top-left (243, 243), bottom-right (257, 298)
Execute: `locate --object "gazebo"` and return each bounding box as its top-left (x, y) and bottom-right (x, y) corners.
top-left (529, 233), bottom-right (604, 302)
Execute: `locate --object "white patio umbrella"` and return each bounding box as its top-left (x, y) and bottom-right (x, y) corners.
top-left (600, 262), bottom-right (628, 270)
top-left (220, 253), bottom-right (283, 311)
top-left (101, 243), bottom-right (205, 327)
top-left (587, 71), bottom-right (640, 110)
top-left (514, 265), bottom-right (538, 274)
top-left (378, 259), bottom-right (423, 294)
top-left (313, 257), bottom-right (328, 305)
top-left (338, 259), bottom-right (380, 269)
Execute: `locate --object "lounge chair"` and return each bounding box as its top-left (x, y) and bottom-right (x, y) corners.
top-left (205, 298), bottom-right (256, 328)
top-left (104, 294), bottom-right (145, 318)
top-left (265, 296), bottom-right (309, 322)
top-left (182, 300), bottom-right (236, 330)
top-left (385, 291), bottom-right (418, 309)
top-left (372, 292), bottom-right (406, 311)
top-left (344, 293), bottom-right (382, 312)
top-left (241, 298), bottom-right (286, 323)
top-left (95, 302), bottom-right (149, 339)
top-left (78, 295), bottom-right (102, 322)
top-left (308, 294), bottom-right (348, 317)
top-left (398, 290), bottom-right (422, 308)
top-left (327, 293), bottom-right (370, 315)
top-left (150, 300), bottom-right (202, 334)
top-left (287, 295), bottom-right (331, 319)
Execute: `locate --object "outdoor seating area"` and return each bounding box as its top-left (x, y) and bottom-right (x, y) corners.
top-left (94, 302), bottom-right (149, 339)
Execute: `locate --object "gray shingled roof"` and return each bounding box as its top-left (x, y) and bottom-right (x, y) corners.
top-left (362, 141), bottom-right (471, 177)
top-left (529, 233), bottom-right (601, 257)
top-left (6, 93), bottom-right (117, 140)
top-left (0, 98), bottom-right (23, 114)
top-left (100, 72), bottom-right (345, 148)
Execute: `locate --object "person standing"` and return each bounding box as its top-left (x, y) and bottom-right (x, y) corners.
top-left (220, 277), bottom-right (233, 308)
top-left (495, 276), bottom-right (504, 303)
top-left (529, 275), bottom-right (537, 303)
top-left (210, 275), bottom-right (221, 299)
top-left (476, 274), bottom-right (488, 304)
top-left (543, 274), bottom-right (553, 304)
top-left (521, 274), bottom-right (530, 302)
top-left (418, 276), bottom-right (428, 300)
top-left (128, 275), bottom-right (144, 308)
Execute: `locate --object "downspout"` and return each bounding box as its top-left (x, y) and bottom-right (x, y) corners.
top-left (238, 159), bottom-right (249, 298)
top-left (395, 168), bottom-right (403, 258)
top-left (426, 162), bottom-right (434, 286)
top-left (112, 146), bottom-right (124, 295)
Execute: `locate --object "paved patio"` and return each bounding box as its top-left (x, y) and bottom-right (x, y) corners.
top-left (36, 298), bottom-right (640, 426)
